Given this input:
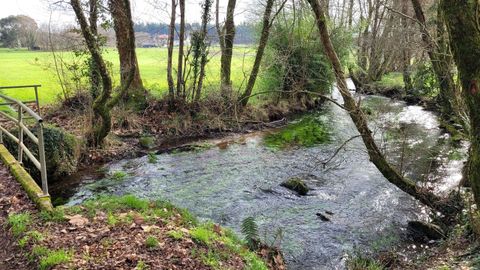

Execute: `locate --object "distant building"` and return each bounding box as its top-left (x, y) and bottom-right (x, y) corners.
top-left (134, 32), bottom-right (191, 48)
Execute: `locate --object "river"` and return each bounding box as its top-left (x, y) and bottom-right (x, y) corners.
top-left (54, 85), bottom-right (467, 269)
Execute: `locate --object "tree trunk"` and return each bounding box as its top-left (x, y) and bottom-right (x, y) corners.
top-left (88, 0), bottom-right (101, 99)
top-left (194, 0), bottom-right (213, 102)
top-left (220, 0), bottom-right (236, 101)
top-left (109, 0), bottom-right (145, 105)
top-left (348, 0), bottom-right (354, 28)
top-left (306, 0), bottom-right (453, 213)
top-left (238, 0), bottom-right (275, 107)
top-left (72, 0), bottom-right (135, 146)
top-left (71, 0), bottom-right (113, 146)
top-left (441, 0), bottom-right (480, 206)
top-left (167, 0), bottom-right (176, 103)
top-left (176, 0), bottom-right (186, 99)
top-left (401, 0), bottom-right (413, 93)
top-left (410, 0), bottom-right (456, 120)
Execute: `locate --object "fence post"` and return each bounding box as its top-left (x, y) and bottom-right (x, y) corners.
top-left (18, 107), bottom-right (24, 163)
top-left (37, 122), bottom-right (48, 196)
top-left (34, 86), bottom-right (40, 116)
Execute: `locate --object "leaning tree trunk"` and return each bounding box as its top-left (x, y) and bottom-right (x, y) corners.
top-left (109, 0), bottom-right (145, 105)
top-left (220, 0), bottom-right (237, 101)
top-left (238, 0), bottom-right (275, 107)
top-left (306, 0), bottom-right (454, 213)
top-left (441, 0), bottom-right (480, 206)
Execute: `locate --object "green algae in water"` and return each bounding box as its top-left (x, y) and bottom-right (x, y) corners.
top-left (264, 116), bottom-right (330, 149)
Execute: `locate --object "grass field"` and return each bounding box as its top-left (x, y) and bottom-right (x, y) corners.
top-left (0, 47), bottom-right (256, 105)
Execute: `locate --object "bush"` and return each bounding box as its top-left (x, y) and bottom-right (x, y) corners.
top-left (4, 124), bottom-right (80, 181)
top-left (259, 8), bottom-right (353, 101)
top-left (412, 62), bottom-right (439, 97)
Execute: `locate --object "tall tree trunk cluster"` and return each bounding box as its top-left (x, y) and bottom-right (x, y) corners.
top-left (71, 0), bottom-right (135, 146)
top-left (109, 0), bottom-right (145, 106)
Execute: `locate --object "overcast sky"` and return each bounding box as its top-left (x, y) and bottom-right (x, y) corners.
top-left (0, 0), bottom-right (251, 26)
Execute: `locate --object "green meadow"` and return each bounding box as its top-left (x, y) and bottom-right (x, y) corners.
top-left (0, 47), bottom-right (256, 105)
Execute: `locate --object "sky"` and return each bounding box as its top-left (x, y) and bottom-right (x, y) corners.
top-left (0, 0), bottom-right (251, 26)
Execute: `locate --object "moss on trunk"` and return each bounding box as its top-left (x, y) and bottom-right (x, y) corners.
top-left (441, 0), bottom-right (480, 206)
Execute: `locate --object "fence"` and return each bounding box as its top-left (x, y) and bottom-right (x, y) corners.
top-left (0, 85), bottom-right (48, 197)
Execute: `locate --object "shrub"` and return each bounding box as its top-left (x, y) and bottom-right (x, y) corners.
top-left (259, 7), bottom-right (352, 101)
top-left (3, 124), bottom-right (80, 180)
top-left (241, 217), bottom-right (259, 250)
top-left (412, 62), bottom-right (439, 97)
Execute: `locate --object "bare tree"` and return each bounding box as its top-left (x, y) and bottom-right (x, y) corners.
top-left (306, 0), bottom-right (454, 213)
top-left (239, 0), bottom-right (287, 107)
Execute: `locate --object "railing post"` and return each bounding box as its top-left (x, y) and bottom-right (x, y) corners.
top-left (34, 86), bottom-right (40, 116)
top-left (37, 122), bottom-right (48, 196)
top-left (18, 107), bottom-right (24, 163)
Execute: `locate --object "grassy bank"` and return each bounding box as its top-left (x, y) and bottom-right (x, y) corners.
top-left (6, 194), bottom-right (278, 270)
top-left (0, 47), bottom-right (255, 104)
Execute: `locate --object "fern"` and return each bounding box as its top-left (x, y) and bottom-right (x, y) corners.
top-left (241, 217), bottom-right (259, 250)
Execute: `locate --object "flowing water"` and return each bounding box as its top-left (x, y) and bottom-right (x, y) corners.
top-left (55, 85), bottom-right (467, 269)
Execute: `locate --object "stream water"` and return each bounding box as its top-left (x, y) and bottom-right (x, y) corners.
top-left (54, 86), bottom-right (467, 269)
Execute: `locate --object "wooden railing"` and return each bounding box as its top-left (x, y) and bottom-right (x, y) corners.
top-left (0, 85), bottom-right (48, 197)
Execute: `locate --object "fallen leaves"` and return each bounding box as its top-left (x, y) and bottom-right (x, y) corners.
top-left (66, 214), bottom-right (89, 227)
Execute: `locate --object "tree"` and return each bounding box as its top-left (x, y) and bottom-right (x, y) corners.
top-left (193, 0), bottom-right (213, 102)
top-left (400, 0), bottom-right (413, 93)
top-left (0, 15), bottom-right (38, 48)
top-left (71, 0), bottom-right (134, 146)
top-left (410, 0), bottom-right (457, 120)
top-left (167, 0), bottom-right (177, 103)
top-left (441, 0), bottom-right (480, 206)
top-left (218, 0), bottom-right (237, 101)
top-left (238, 0), bottom-right (285, 107)
top-left (176, 0), bottom-right (186, 99)
top-left (306, 0), bottom-right (453, 213)
top-left (109, 0), bottom-right (145, 105)
top-left (88, 0), bottom-right (102, 99)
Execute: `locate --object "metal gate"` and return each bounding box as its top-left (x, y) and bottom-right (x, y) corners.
top-left (0, 85), bottom-right (48, 197)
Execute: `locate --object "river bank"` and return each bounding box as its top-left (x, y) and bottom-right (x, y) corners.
top-left (54, 91), bottom-right (470, 269)
top-left (43, 93), bottom-right (325, 172)
top-left (0, 161), bottom-right (284, 270)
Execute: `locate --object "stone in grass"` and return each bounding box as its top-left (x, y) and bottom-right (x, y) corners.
top-left (139, 136), bottom-right (155, 149)
top-left (281, 177), bottom-right (310, 195)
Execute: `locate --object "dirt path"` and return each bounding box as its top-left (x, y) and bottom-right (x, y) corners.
top-left (0, 163), bottom-right (36, 270)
